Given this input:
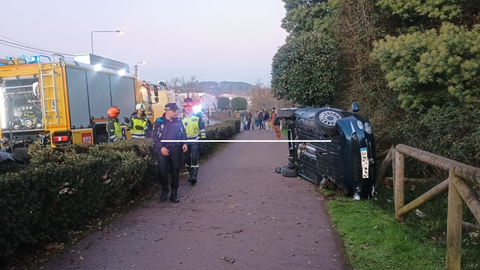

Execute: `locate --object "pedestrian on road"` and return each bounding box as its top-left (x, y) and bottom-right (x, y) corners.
top-left (126, 103), bottom-right (150, 139)
top-left (240, 111), bottom-right (246, 122)
top-left (106, 106), bottom-right (123, 142)
top-left (246, 111), bottom-right (252, 130)
top-left (152, 103), bottom-right (188, 203)
top-left (262, 109), bottom-right (269, 131)
top-left (272, 107), bottom-right (281, 140)
top-left (258, 110), bottom-right (264, 131)
top-left (181, 98), bottom-right (206, 186)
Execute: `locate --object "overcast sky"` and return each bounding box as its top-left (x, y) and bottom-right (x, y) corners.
top-left (1, 0), bottom-right (288, 85)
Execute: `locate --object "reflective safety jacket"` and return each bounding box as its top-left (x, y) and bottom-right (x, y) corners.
top-left (202, 113), bottom-right (208, 125)
top-left (182, 113), bottom-right (206, 140)
top-left (128, 114), bottom-right (148, 139)
top-left (106, 118), bottom-right (122, 142)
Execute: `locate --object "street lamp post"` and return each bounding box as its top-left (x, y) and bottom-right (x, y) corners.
top-left (90, 30), bottom-right (124, 54)
top-left (133, 61), bottom-right (145, 77)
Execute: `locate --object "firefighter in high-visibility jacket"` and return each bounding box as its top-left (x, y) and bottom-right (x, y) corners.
top-left (126, 103), bottom-right (150, 139)
top-left (182, 98), bottom-right (206, 185)
top-left (106, 106), bottom-right (123, 142)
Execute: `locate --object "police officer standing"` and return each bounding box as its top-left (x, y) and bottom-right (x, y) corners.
top-left (126, 103), bottom-right (150, 139)
top-left (181, 98), bottom-right (206, 185)
top-left (152, 103), bottom-right (188, 203)
top-left (106, 106), bottom-right (123, 142)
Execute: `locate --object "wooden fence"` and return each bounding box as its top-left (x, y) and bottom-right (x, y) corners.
top-left (376, 144), bottom-right (480, 270)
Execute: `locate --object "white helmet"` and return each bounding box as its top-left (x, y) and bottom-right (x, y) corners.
top-left (135, 103), bottom-right (146, 111)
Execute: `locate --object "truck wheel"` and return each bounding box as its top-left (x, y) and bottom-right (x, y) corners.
top-left (96, 135), bottom-right (108, 144)
top-left (281, 166), bottom-right (297, 178)
top-left (314, 109), bottom-right (342, 136)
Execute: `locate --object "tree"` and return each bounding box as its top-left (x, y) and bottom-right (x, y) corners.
top-left (231, 97), bottom-right (247, 112)
top-left (281, 0), bottom-right (333, 37)
top-left (185, 75), bottom-right (199, 93)
top-left (376, 0), bottom-right (463, 22)
top-left (371, 23), bottom-right (480, 111)
top-left (217, 97), bottom-right (230, 110)
top-left (271, 32), bottom-right (339, 107)
top-left (250, 79), bottom-right (285, 110)
top-left (168, 77), bottom-right (181, 91)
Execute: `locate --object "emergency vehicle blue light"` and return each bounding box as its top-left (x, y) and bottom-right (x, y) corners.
top-left (29, 56), bottom-right (39, 64)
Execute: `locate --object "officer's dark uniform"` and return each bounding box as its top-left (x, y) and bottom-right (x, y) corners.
top-left (152, 103), bottom-right (187, 203)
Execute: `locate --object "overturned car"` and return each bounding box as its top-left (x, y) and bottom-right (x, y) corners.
top-left (277, 103), bottom-right (376, 200)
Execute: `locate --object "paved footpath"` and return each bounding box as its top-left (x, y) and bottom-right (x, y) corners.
top-left (41, 129), bottom-right (352, 270)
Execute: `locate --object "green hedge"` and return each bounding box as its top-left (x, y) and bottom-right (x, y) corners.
top-left (0, 119), bottom-right (240, 264)
top-left (200, 119), bottom-right (241, 154)
top-left (0, 140), bottom-right (156, 263)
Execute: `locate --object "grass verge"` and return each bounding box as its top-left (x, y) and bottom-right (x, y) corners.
top-left (327, 195), bottom-right (446, 270)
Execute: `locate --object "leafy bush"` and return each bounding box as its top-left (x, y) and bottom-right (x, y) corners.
top-left (217, 97), bottom-right (230, 110)
top-left (376, 0), bottom-right (463, 21)
top-left (0, 120), bottom-right (241, 264)
top-left (231, 97), bottom-right (247, 111)
top-left (0, 140), bottom-right (156, 263)
top-left (371, 23), bottom-right (480, 112)
top-left (199, 119), bottom-right (240, 154)
top-left (281, 0), bottom-right (333, 36)
top-left (271, 32), bottom-right (339, 107)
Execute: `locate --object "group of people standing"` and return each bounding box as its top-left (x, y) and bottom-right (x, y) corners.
top-left (242, 109), bottom-right (268, 130)
top-left (105, 97), bottom-right (206, 204)
top-left (243, 107), bottom-right (281, 139)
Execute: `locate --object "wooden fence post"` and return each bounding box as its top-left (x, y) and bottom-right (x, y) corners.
top-left (446, 171), bottom-right (463, 270)
top-left (376, 147), bottom-right (394, 187)
top-left (452, 174), bottom-right (480, 224)
top-left (394, 149), bottom-right (405, 221)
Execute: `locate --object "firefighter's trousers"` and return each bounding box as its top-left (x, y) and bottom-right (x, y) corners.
top-left (185, 142), bottom-right (200, 168)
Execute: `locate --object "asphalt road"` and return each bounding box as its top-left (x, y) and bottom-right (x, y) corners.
top-left (40, 129), bottom-right (352, 270)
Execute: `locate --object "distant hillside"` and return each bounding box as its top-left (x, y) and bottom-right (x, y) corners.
top-left (197, 81), bottom-right (253, 93)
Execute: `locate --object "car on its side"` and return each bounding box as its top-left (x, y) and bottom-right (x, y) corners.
top-left (277, 103), bottom-right (376, 200)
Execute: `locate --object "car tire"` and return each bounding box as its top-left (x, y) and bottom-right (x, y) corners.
top-left (314, 109), bottom-right (343, 136)
top-left (96, 135), bottom-right (108, 144)
top-left (281, 166), bottom-right (297, 178)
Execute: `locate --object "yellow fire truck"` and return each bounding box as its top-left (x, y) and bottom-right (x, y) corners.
top-left (0, 54), bottom-right (165, 159)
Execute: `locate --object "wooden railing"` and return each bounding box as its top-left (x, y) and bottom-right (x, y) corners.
top-left (376, 144), bottom-right (480, 270)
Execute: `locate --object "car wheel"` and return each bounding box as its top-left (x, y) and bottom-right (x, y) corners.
top-left (281, 166), bottom-right (297, 178)
top-left (314, 109), bottom-right (343, 136)
top-left (96, 135), bottom-right (108, 144)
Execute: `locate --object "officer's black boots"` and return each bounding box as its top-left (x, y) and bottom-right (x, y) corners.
top-left (190, 167), bottom-right (198, 185)
top-left (170, 189), bottom-right (180, 203)
top-left (187, 167), bottom-right (192, 183)
top-left (160, 188), bottom-right (169, 202)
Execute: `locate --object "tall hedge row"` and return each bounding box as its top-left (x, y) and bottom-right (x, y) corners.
top-left (0, 119), bottom-right (240, 264)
